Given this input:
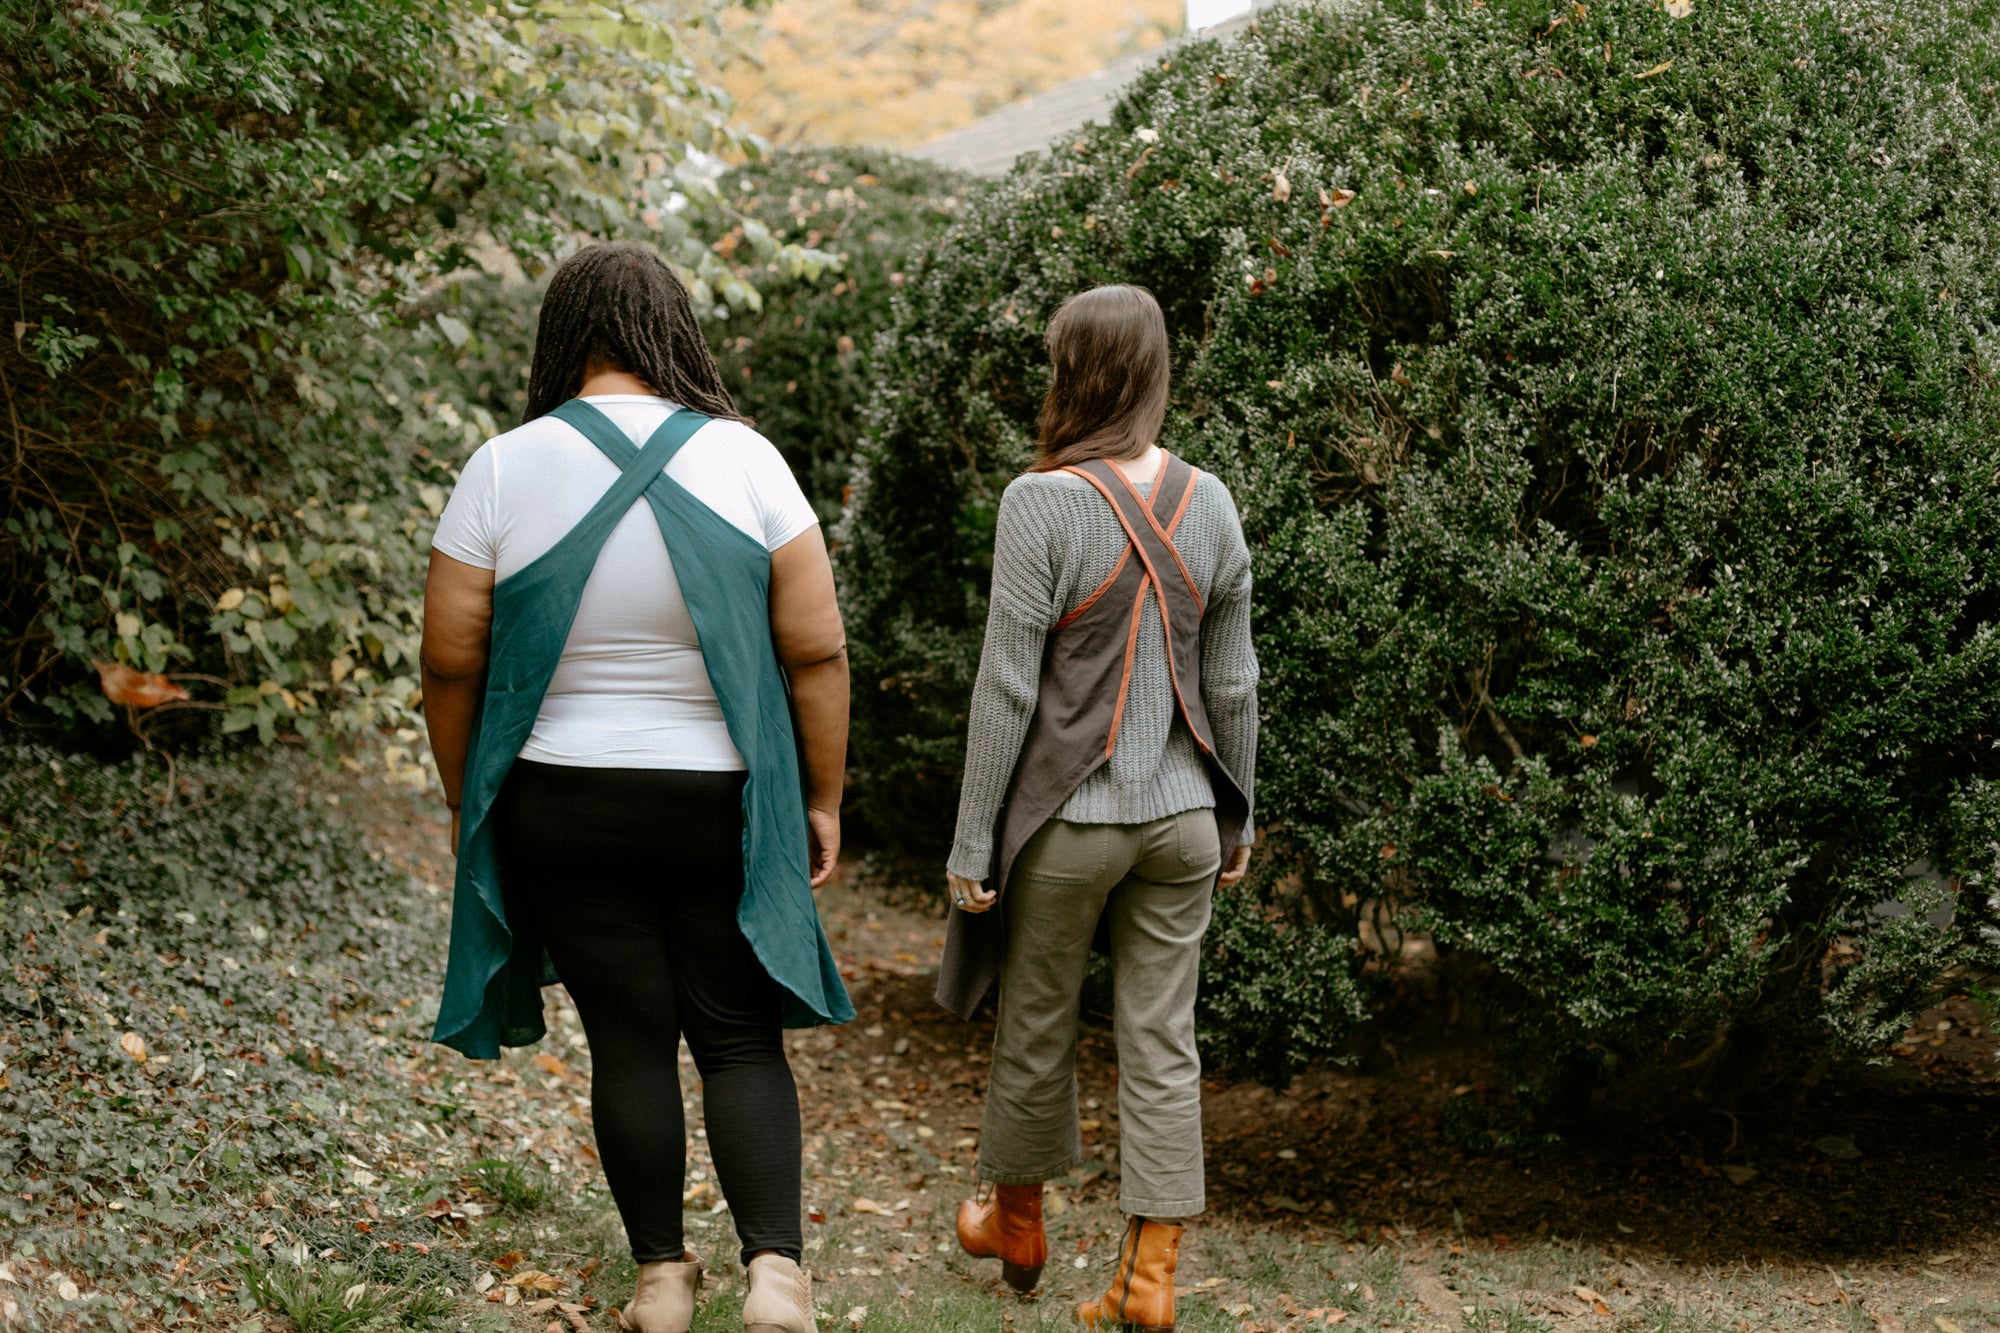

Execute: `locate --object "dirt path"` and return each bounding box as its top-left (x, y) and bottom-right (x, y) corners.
top-left (354, 786), bottom-right (2000, 1333)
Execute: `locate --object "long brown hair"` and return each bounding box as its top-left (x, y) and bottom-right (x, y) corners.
top-left (522, 242), bottom-right (746, 425)
top-left (1030, 284), bottom-right (1171, 472)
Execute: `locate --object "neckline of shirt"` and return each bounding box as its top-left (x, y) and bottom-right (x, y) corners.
top-left (579, 394), bottom-right (681, 405)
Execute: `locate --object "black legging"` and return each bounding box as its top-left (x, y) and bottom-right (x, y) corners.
top-left (495, 760), bottom-right (802, 1266)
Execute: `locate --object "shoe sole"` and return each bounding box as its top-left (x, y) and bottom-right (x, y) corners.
top-left (1001, 1261), bottom-right (1044, 1292)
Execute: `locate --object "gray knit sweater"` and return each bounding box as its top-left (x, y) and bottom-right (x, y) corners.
top-left (946, 464), bottom-right (1259, 882)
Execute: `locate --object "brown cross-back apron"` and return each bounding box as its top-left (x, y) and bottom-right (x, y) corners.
top-left (936, 451), bottom-right (1250, 1019)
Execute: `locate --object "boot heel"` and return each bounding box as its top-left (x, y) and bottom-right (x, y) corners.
top-left (1000, 1261), bottom-right (1043, 1292)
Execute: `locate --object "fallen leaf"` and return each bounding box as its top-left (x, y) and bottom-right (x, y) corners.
top-left (1329, 188), bottom-right (1356, 207)
top-left (342, 1283), bottom-right (369, 1311)
top-left (493, 1252), bottom-right (524, 1271)
top-left (1580, 734), bottom-right (1598, 747)
top-left (845, 1305), bottom-right (868, 1330)
top-left (95, 662), bottom-right (190, 709)
top-left (119, 1032), bottom-right (148, 1063)
top-left (532, 1053), bottom-right (570, 1079)
top-left (851, 1197), bottom-right (884, 1214)
top-left (1273, 171), bottom-right (1292, 203)
top-left (1664, 0), bottom-right (1692, 15)
top-left (1575, 1286), bottom-right (1613, 1315)
top-left (509, 1271), bottom-right (563, 1292)
top-left (1720, 1163), bottom-right (1759, 1186)
top-left (1636, 59), bottom-right (1675, 79)
top-left (56, 1277), bottom-right (79, 1302)
top-left (1261, 1194), bottom-right (1313, 1214)
top-left (1936, 1320), bottom-right (1967, 1333)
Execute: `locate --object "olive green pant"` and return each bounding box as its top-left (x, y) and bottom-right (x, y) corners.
top-left (976, 808), bottom-right (1221, 1218)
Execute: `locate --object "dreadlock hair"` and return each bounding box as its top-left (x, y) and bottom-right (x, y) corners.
top-left (522, 241), bottom-right (746, 425)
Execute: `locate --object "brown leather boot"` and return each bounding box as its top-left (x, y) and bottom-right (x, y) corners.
top-left (1077, 1218), bottom-right (1181, 1332)
top-left (955, 1183), bottom-right (1048, 1291)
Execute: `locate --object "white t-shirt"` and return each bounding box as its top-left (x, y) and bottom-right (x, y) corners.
top-left (431, 395), bottom-right (818, 771)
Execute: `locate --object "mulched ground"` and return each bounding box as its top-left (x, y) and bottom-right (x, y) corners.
top-left (805, 862), bottom-right (2000, 1262)
top-left (352, 785), bottom-right (2000, 1332)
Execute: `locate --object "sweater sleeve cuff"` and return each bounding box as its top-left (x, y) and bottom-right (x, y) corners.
top-left (946, 844), bottom-right (992, 881)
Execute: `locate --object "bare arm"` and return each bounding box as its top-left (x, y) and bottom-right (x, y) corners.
top-left (770, 524), bottom-right (848, 888)
top-left (421, 550), bottom-right (496, 844)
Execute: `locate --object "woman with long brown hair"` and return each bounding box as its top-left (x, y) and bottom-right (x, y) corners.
top-left (421, 242), bottom-right (852, 1333)
top-left (938, 284), bottom-right (1258, 1331)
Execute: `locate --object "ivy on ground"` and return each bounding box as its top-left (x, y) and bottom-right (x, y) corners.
top-left (0, 748), bottom-right (462, 1329)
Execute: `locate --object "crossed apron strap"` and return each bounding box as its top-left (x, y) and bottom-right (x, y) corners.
top-left (549, 396), bottom-right (708, 485)
top-left (1060, 454), bottom-right (1213, 755)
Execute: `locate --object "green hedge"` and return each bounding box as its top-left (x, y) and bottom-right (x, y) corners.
top-left (0, 0), bottom-right (811, 751)
top-left (699, 149), bottom-right (970, 521)
top-left (837, 0), bottom-right (2000, 1084)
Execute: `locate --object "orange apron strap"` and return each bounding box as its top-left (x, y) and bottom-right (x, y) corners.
top-left (1060, 462), bottom-right (1210, 755)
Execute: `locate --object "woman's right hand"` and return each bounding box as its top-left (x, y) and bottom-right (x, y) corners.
top-left (948, 871), bottom-right (996, 914)
top-left (807, 805), bottom-right (841, 888)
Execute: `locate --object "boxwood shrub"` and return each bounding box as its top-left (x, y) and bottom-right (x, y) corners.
top-left (836, 0), bottom-right (2000, 1085)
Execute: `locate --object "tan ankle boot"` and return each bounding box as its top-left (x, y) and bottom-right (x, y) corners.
top-left (741, 1253), bottom-right (813, 1333)
top-left (618, 1254), bottom-right (701, 1333)
top-left (956, 1183), bottom-right (1048, 1291)
top-left (1077, 1218), bottom-right (1181, 1332)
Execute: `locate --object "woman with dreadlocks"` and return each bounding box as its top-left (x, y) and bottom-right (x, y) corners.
top-left (421, 242), bottom-right (853, 1333)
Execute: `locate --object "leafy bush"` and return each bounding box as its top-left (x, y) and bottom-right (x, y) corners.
top-left (0, 0), bottom-right (814, 750)
top-left (0, 747), bottom-right (457, 1328)
top-left (837, 0), bottom-right (2000, 1085)
top-left (697, 148), bottom-right (971, 520)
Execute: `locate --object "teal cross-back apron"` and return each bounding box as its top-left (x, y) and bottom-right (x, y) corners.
top-left (432, 398), bottom-right (855, 1058)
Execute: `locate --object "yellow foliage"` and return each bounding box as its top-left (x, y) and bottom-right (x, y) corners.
top-left (706, 0), bottom-right (1181, 148)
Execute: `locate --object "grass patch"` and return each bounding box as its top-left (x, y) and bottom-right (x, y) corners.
top-left (468, 1158), bottom-right (550, 1214)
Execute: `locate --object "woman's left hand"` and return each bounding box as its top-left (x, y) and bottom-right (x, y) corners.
top-left (1217, 844), bottom-right (1251, 887)
top-left (948, 872), bottom-right (996, 914)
